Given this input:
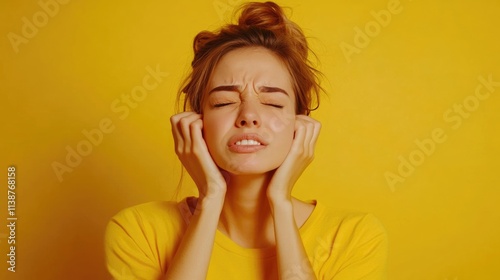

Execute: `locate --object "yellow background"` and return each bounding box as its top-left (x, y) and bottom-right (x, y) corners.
top-left (1, 0), bottom-right (499, 279)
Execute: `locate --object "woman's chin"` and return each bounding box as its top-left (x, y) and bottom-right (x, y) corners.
top-left (222, 164), bottom-right (278, 177)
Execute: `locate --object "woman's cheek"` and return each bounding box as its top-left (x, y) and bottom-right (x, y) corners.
top-left (269, 112), bottom-right (295, 132)
top-left (269, 117), bottom-right (286, 132)
top-left (268, 114), bottom-right (295, 153)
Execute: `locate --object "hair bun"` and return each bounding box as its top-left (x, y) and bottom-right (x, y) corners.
top-left (238, 2), bottom-right (308, 58)
top-left (192, 2), bottom-right (305, 58)
top-left (237, 1), bottom-right (286, 34)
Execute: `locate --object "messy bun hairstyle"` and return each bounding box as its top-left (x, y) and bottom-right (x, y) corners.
top-left (179, 1), bottom-right (322, 115)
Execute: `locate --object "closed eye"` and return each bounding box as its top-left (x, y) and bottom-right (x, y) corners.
top-left (263, 103), bottom-right (284, 109)
top-left (214, 102), bottom-right (235, 108)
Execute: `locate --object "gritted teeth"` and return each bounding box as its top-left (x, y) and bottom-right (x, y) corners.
top-left (235, 139), bottom-right (261, 146)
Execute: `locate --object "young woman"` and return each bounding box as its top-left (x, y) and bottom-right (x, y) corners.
top-left (105, 2), bottom-right (388, 279)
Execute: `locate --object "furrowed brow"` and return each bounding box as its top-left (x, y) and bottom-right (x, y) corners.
top-left (208, 85), bottom-right (241, 94)
top-left (259, 86), bottom-right (289, 96)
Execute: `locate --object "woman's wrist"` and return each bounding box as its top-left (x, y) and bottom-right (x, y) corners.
top-left (268, 195), bottom-right (293, 216)
top-left (195, 188), bottom-right (226, 215)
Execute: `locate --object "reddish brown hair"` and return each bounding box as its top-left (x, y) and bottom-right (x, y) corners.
top-left (179, 1), bottom-right (322, 115)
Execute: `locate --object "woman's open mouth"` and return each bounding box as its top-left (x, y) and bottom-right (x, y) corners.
top-left (228, 134), bottom-right (267, 153)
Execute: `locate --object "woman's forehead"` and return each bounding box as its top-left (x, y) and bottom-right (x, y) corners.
top-left (209, 47), bottom-right (292, 88)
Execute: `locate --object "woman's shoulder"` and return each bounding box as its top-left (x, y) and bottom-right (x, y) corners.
top-left (305, 200), bottom-right (387, 239)
top-left (111, 200), bottom-right (179, 218)
top-left (104, 199), bottom-right (191, 279)
top-left (106, 198), bottom-right (190, 232)
top-left (304, 201), bottom-right (389, 278)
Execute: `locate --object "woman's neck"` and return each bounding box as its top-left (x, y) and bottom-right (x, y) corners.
top-left (218, 172), bottom-right (276, 248)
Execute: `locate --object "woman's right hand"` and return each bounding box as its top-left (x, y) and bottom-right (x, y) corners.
top-left (170, 112), bottom-right (227, 208)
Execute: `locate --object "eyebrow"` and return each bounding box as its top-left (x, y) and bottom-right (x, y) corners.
top-left (208, 85), bottom-right (241, 94)
top-left (208, 85), bottom-right (289, 96)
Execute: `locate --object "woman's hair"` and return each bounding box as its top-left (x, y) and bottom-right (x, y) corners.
top-left (178, 1), bottom-right (322, 115)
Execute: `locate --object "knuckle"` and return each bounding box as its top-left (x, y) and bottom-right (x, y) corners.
top-left (189, 121), bottom-right (199, 130)
top-left (179, 117), bottom-right (190, 127)
top-left (171, 112), bottom-right (191, 123)
top-left (170, 115), bottom-right (178, 124)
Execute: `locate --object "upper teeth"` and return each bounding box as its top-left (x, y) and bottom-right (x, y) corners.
top-left (236, 139), bottom-right (261, 146)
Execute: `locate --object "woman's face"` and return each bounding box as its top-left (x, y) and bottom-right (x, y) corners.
top-left (202, 47), bottom-right (296, 175)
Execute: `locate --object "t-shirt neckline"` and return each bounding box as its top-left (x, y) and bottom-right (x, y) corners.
top-left (177, 196), bottom-right (321, 258)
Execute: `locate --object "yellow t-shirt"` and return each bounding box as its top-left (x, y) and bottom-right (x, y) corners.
top-left (104, 197), bottom-right (388, 279)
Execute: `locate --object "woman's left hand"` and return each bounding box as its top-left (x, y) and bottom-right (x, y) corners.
top-left (266, 115), bottom-right (321, 204)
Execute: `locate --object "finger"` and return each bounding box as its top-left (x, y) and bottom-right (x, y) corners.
top-left (305, 117), bottom-right (321, 153)
top-left (190, 119), bottom-right (220, 171)
top-left (179, 113), bottom-right (202, 153)
top-left (190, 119), bottom-right (225, 189)
top-left (297, 115), bottom-right (321, 154)
top-left (310, 120), bottom-right (321, 150)
top-left (189, 118), bottom-right (208, 155)
top-left (296, 115), bottom-right (314, 143)
top-left (291, 117), bottom-right (307, 155)
top-left (303, 119), bottom-right (315, 154)
top-left (170, 112), bottom-right (195, 150)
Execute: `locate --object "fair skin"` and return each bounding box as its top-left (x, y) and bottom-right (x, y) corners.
top-left (166, 47), bottom-right (321, 280)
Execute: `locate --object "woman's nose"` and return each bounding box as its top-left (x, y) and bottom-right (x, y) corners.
top-left (236, 101), bottom-right (261, 128)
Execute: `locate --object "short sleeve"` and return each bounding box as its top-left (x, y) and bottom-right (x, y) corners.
top-left (327, 213), bottom-right (389, 280)
top-left (104, 208), bottom-right (162, 280)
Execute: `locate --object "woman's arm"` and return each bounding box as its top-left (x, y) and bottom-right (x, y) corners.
top-left (163, 195), bottom-right (224, 280)
top-left (270, 200), bottom-right (317, 280)
top-left (267, 115), bottom-right (321, 280)
top-left (164, 112), bottom-right (227, 280)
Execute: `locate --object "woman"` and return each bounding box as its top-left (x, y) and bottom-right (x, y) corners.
top-left (105, 2), bottom-right (388, 279)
